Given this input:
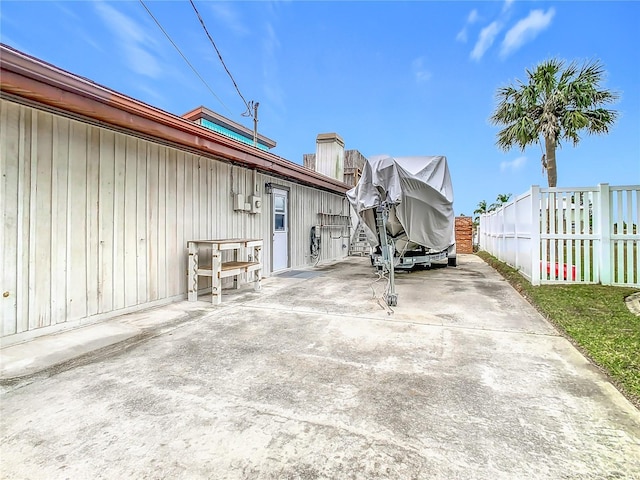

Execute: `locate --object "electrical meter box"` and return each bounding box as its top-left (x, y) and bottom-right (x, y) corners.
top-left (249, 195), bottom-right (262, 214)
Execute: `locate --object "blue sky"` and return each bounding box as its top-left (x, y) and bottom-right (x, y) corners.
top-left (1, 1), bottom-right (638, 216)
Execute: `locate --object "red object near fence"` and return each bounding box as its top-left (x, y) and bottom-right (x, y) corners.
top-left (541, 262), bottom-right (577, 281)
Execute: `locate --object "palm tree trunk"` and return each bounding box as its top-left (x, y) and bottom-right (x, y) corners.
top-left (545, 136), bottom-right (558, 187)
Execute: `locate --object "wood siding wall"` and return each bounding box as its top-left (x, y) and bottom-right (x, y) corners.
top-left (0, 99), bottom-right (348, 342)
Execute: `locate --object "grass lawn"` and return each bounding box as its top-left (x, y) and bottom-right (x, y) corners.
top-left (477, 251), bottom-right (640, 408)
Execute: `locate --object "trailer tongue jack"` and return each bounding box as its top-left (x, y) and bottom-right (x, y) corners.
top-left (376, 205), bottom-right (398, 307)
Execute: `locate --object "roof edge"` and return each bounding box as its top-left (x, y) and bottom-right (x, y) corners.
top-left (0, 44), bottom-right (347, 194)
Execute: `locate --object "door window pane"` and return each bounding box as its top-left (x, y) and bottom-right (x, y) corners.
top-left (275, 195), bottom-right (285, 212)
top-left (275, 214), bottom-right (285, 231)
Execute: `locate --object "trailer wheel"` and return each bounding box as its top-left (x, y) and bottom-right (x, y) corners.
top-left (448, 256), bottom-right (457, 267)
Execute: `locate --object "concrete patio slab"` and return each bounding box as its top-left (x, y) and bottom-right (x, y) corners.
top-left (1, 255), bottom-right (639, 479)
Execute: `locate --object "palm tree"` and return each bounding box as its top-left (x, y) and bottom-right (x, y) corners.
top-left (490, 59), bottom-right (619, 187)
top-left (495, 193), bottom-right (512, 204)
top-left (473, 200), bottom-right (488, 226)
top-left (489, 193), bottom-right (512, 211)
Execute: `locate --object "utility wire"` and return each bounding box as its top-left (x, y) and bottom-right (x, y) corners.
top-left (188, 0), bottom-right (252, 116)
top-left (138, 0), bottom-right (233, 117)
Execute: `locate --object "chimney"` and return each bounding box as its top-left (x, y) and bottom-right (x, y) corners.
top-left (315, 133), bottom-right (344, 181)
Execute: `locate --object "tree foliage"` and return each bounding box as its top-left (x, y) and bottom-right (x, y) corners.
top-left (490, 193), bottom-right (512, 210)
top-left (474, 194), bottom-right (512, 225)
top-left (490, 59), bottom-right (619, 187)
top-left (474, 200), bottom-right (488, 216)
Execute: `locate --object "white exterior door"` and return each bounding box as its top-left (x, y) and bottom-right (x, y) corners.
top-left (272, 188), bottom-right (289, 272)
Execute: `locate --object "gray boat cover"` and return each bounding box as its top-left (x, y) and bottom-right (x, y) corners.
top-left (346, 155), bottom-right (455, 253)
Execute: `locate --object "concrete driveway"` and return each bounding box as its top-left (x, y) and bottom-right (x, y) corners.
top-left (1, 255), bottom-right (639, 479)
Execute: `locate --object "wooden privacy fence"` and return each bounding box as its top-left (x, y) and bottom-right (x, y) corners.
top-left (479, 184), bottom-right (639, 287)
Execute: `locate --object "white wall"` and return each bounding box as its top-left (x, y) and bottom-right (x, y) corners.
top-left (0, 99), bottom-right (348, 343)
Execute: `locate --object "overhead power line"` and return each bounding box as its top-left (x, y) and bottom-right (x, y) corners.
top-left (188, 0), bottom-right (252, 116)
top-left (138, 0), bottom-right (233, 116)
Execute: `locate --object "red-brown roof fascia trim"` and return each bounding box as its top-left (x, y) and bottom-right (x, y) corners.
top-left (0, 44), bottom-right (348, 194)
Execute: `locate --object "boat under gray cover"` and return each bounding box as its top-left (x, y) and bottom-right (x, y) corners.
top-left (346, 155), bottom-right (455, 254)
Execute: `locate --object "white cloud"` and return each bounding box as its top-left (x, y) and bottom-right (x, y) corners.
top-left (412, 57), bottom-right (432, 83)
top-left (94, 2), bottom-right (161, 78)
top-left (262, 23), bottom-right (284, 110)
top-left (456, 9), bottom-right (479, 43)
top-left (470, 21), bottom-right (502, 61)
top-left (127, 45), bottom-right (162, 78)
top-left (95, 3), bottom-right (146, 44)
top-left (263, 22), bottom-right (280, 57)
top-left (500, 156), bottom-right (527, 172)
top-left (55, 3), bottom-right (81, 21)
top-left (75, 28), bottom-right (104, 53)
top-left (135, 84), bottom-right (165, 104)
top-left (502, 0), bottom-right (515, 13)
top-left (209, 3), bottom-right (249, 36)
top-left (501, 8), bottom-right (555, 58)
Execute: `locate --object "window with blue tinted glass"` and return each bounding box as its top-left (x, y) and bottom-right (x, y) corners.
top-left (199, 119), bottom-right (269, 151)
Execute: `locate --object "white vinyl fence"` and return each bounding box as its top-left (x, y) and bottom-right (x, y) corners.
top-left (479, 184), bottom-right (639, 287)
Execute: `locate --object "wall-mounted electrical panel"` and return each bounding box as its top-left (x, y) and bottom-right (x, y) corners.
top-left (234, 193), bottom-right (262, 214)
top-left (249, 195), bottom-right (262, 214)
top-left (233, 193), bottom-right (245, 211)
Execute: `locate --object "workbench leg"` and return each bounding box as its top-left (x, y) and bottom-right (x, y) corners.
top-left (233, 247), bottom-right (241, 290)
top-left (212, 249), bottom-right (222, 305)
top-left (187, 242), bottom-right (198, 301)
top-left (253, 245), bottom-right (262, 291)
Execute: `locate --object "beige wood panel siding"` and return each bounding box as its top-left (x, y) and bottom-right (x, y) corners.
top-left (257, 176), bottom-right (350, 269)
top-left (0, 99), bottom-right (347, 341)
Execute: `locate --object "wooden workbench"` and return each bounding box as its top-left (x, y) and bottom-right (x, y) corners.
top-left (187, 239), bottom-right (263, 304)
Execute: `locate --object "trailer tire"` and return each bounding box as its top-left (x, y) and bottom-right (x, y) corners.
top-left (448, 256), bottom-right (457, 267)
